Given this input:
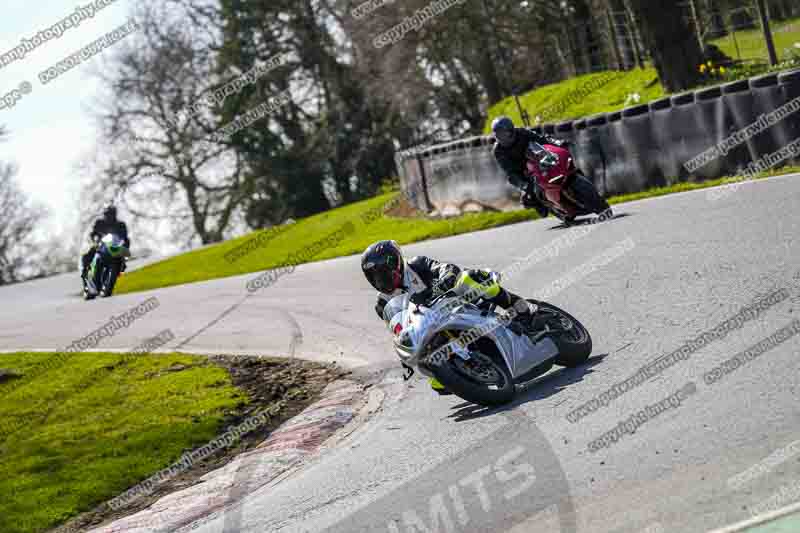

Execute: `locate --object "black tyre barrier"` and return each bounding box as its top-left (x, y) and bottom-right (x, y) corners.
top-left (778, 70), bottom-right (800, 165)
top-left (649, 96), bottom-right (684, 183)
top-left (396, 69), bottom-right (800, 213)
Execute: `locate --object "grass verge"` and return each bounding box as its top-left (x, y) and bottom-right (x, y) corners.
top-left (484, 68), bottom-right (664, 133)
top-left (0, 352), bottom-right (346, 533)
top-left (114, 164), bottom-right (800, 296)
top-left (712, 16), bottom-right (800, 64)
top-left (484, 16), bottom-right (800, 131)
top-left (114, 192), bottom-right (540, 295)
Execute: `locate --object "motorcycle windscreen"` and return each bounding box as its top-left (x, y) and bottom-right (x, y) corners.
top-left (101, 233), bottom-right (127, 258)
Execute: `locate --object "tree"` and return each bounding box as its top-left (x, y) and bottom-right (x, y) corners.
top-left (0, 128), bottom-right (49, 285)
top-left (626, 0), bottom-right (705, 91)
top-left (93, 2), bottom-right (250, 246)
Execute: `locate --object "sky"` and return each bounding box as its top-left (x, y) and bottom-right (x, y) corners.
top-left (0, 0), bottom-right (134, 237)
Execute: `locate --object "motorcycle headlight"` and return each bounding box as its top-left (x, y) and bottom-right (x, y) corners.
top-left (397, 330), bottom-right (413, 348)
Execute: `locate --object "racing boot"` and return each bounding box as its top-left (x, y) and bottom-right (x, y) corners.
top-left (429, 377), bottom-right (453, 395)
top-left (507, 298), bottom-right (538, 336)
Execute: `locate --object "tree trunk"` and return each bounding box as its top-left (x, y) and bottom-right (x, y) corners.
top-left (626, 0), bottom-right (705, 92)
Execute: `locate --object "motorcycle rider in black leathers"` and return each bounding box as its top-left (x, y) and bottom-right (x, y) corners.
top-left (491, 115), bottom-right (568, 218)
top-left (81, 204), bottom-right (130, 295)
top-left (362, 240), bottom-right (536, 395)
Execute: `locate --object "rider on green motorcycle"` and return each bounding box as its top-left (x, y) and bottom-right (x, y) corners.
top-left (81, 204), bottom-right (130, 291)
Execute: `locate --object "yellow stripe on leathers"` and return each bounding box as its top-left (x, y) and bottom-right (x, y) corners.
top-left (454, 270), bottom-right (500, 298)
top-left (429, 377), bottom-right (446, 390)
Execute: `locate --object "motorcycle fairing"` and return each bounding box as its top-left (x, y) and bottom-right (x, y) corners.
top-left (385, 294), bottom-right (559, 380)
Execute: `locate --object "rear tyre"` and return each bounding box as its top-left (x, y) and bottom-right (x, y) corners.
top-left (528, 300), bottom-right (592, 367)
top-left (571, 174), bottom-right (609, 215)
top-left (427, 336), bottom-right (515, 407)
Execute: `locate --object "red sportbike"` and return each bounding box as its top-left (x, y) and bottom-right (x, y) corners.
top-left (524, 141), bottom-right (611, 225)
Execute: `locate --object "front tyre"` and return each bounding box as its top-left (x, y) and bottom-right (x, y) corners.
top-left (427, 336), bottom-right (515, 407)
top-left (528, 300), bottom-right (592, 367)
top-left (102, 262), bottom-right (121, 297)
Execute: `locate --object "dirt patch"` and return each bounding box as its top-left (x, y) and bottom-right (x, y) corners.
top-left (0, 369), bottom-right (21, 385)
top-left (51, 355), bottom-right (351, 533)
top-left (384, 193), bottom-right (428, 218)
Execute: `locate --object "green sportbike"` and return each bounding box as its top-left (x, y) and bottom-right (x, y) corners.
top-left (83, 233), bottom-right (130, 300)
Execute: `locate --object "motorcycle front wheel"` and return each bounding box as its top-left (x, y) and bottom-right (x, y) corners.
top-left (102, 262), bottom-right (121, 296)
top-left (426, 335), bottom-right (515, 407)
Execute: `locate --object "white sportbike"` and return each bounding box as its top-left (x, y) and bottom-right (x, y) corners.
top-left (382, 272), bottom-right (592, 406)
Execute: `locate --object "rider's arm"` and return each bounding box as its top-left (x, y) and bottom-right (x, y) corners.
top-left (406, 256), bottom-right (461, 304)
top-left (526, 128), bottom-right (565, 147)
top-left (90, 220), bottom-right (103, 243)
top-left (118, 222), bottom-right (130, 249)
top-left (374, 292), bottom-right (391, 319)
top-left (430, 261), bottom-right (460, 294)
top-left (493, 145), bottom-right (528, 190)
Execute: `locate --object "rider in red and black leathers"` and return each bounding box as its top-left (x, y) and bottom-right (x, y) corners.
top-left (492, 116), bottom-right (567, 218)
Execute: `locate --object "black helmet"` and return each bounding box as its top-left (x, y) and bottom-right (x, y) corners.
top-left (361, 240), bottom-right (404, 293)
top-left (492, 116), bottom-right (516, 147)
top-left (103, 203), bottom-right (117, 220)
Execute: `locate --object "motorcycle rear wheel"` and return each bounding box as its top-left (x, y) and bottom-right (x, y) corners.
top-left (427, 336), bottom-right (515, 407)
top-left (570, 173), bottom-right (610, 214)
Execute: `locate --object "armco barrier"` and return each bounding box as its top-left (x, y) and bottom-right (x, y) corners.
top-left (396, 68), bottom-right (800, 215)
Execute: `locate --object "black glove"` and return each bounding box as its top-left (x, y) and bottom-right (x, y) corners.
top-left (409, 288), bottom-right (433, 305)
top-left (375, 295), bottom-right (389, 319)
top-left (520, 183), bottom-right (538, 207)
top-left (432, 271), bottom-right (457, 296)
top-left (521, 183), bottom-right (549, 217)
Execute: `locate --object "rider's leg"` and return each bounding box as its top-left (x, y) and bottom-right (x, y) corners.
top-left (81, 246), bottom-right (95, 278)
top-left (487, 288), bottom-right (537, 334)
top-left (90, 251), bottom-right (103, 293)
top-left (452, 269), bottom-right (535, 334)
top-left (521, 185), bottom-right (549, 218)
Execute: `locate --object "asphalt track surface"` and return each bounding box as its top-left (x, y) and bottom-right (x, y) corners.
top-left (2, 174), bottom-right (800, 532)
